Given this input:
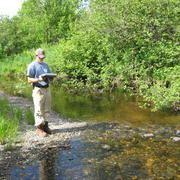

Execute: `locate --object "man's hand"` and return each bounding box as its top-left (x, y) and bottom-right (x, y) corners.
top-left (38, 76), bottom-right (44, 82)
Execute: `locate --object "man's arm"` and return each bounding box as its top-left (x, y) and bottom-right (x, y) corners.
top-left (27, 77), bottom-right (44, 83)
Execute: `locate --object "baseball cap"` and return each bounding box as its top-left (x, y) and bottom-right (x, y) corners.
top-left (35, 48), bottom-right (46, 59)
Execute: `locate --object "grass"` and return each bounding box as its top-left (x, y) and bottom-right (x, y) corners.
top-left (0, 98), bottom-right (22, 144)
top-left (25, 109), bottom-right (35, 125)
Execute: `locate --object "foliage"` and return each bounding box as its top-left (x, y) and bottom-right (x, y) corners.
top-left (52, 32), bottom-right (117, 90)
top-left (51, 0), bottom-right (179, 110)
top-left (140, 66), bottom-right (180, 111)
top-left (0, 16), bottom-right (22, 56)
top-left (0, 0), bottom-right (79, 57)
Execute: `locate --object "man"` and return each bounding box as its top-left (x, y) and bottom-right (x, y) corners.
top-left (27, 48), bottom-right (52, 137)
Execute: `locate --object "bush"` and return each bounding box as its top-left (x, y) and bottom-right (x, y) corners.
top-left (51, 0), bottom-right (179, 110)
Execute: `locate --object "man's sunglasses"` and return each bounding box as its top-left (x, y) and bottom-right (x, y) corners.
top-left (38, 56), bottom-right (45, 59)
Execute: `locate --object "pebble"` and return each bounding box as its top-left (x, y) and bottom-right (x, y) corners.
top-left (172, 137), bottom-right (180, 142)
top-left (143, 133), bottom-right (154, 138)
top-left (102, 144), bottom-right (111, 151)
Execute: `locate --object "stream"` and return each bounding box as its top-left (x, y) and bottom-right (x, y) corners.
top-left (0, 76), bottom-right (179, 180)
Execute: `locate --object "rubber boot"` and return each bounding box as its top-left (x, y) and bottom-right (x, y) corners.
top-left (36, 124), bottom-right (47, 137)
top-left (44, 121), bottom-right (52, 134)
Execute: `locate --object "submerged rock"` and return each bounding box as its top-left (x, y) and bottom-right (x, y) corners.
top-left (102, 144), bottom-right (111, 151)
top-left (176, 130), bottom-right (180, 136)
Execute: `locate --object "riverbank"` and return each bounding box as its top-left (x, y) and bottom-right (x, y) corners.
top-left (0, 90), bottom-right (179, 179)
top-left (0, 90), bottom-right (88, 178)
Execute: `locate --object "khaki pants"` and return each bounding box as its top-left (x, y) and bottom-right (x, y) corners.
top-left (32, 87), bottom-right (51, 126)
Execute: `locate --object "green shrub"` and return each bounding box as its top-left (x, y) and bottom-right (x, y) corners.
top-left (140, 66), bottom-right (180, 111)
top-left (51, 0), bottom-right (179, 111)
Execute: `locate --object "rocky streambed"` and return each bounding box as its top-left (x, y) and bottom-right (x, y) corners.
top-left (0, 90), bottom-right (179, 180)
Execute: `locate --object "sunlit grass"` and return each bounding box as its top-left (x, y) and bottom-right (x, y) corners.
top-left (0, 44), bottom-right (56, 75)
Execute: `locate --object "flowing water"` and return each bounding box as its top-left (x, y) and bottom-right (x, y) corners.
top-left (0, 76), bottom-right (179, 180)
top-left (0, 76), bottom-right (178, 126)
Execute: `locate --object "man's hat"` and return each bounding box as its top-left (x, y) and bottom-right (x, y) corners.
top-left (35, 48), bottom-right (46, 59)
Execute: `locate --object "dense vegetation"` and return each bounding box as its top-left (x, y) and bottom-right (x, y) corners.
top-left (0, 0), bottom-right (179, 111)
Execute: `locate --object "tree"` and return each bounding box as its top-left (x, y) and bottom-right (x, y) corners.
top-left (18, 0), bottom-right (79, 44)
top-left (0, 16), bottom-right (23, 56)
top-left (0, 0), bottom-right (80, 57)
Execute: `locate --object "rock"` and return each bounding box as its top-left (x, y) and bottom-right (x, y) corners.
top-left (102, 144), bottom-right (111, 151)
top-left (172, 137), bottom-right (180, 142)
top-left (143, 133), bottom-right (154, 138)
top-left (124, 126), bottom-right (132, 130)
top-left (176, 130), bottom-right (180, 136)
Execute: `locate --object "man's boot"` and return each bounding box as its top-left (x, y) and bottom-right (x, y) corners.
top-left (36, 124), bottom-right (47, 137)
top-left (43, 121), bottom-right (52, 134)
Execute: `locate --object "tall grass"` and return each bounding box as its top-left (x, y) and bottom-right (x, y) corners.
top-left (0, 50), bottom-right (34, 75)
top-left (0, 43), bottom-right (62, 77)
top-left (0, 98), bottom-right (22, 144)
top-left (25, 109), bottom-right (35, 125)
top-left (0, 44), bottom-right (55, 75)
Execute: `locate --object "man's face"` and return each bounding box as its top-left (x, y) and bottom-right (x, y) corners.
top-left (37, 56), bottom-right (45, 62)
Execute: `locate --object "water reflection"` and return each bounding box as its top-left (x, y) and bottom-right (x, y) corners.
top-left (9, 150), bottom-right (57, 180)
top-left (39, 150), bottom-right (56, 180)
top-left (0, 76), bottom-right (179, 127)
top-left (52, 86), bottom-right (179, 126)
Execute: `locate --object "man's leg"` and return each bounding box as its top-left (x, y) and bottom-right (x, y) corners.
top-left (33, 87), bottom-right (47, 136)
top-left (44, 87), bottom-right (51, 121)
top-left (43, 88), bottom-right (52, 134)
